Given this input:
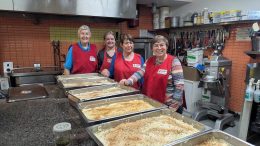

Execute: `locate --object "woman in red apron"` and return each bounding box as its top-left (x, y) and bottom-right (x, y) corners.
top-left (102, 34), bottom-right (144, 89)
top-left (120, 35), bottom-right (184, 114)
top-left (64, 25), bottom-right (98, 75)
top-left (98, 31), bottom-right (122, 75)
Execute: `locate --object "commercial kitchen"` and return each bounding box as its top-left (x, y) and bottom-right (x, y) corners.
top-left (0, 0), bottom-right (260, 146)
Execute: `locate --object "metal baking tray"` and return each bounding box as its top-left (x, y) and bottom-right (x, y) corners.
top-left (58, 77), bottom-right (116, 90)
top-left (171, 129), bottom-right (254, 146)
top-left (87, 108), bottom-right (211, 146)
top-left (78, 94), bottom-right (167, 126)
top-left (56, 73), bottom-right (106, 82)
top-left (67, 84), bottom-right (140, 108)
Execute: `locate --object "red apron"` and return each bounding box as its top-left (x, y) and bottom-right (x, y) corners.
top-left (100, 48), bottom-right (117, 71)
top-left (114, 52), bottom-right (142, 89)
top-left (142, 55), bottom-right (174, 103)
top-left (71, 43), bottom-right (97, 74)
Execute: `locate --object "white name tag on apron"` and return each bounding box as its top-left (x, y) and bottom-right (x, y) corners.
top-left (90, 56), bottom-right (96, 62)
top-left (157, 69), bottom-right (167, 75)
top-left (107, 58), bottom-right (112, 63)
top-left (133, 64), bottom-right (141, 68)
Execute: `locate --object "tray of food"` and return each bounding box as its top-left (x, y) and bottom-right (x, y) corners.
top-left (57, 73), bottom-right (106, 82)
top-left (86, 108), bottom-right (211, 146)
top-left (58, 77), bottom-right (116, 90)
top-left (78, 94), bottom-right (167, 126)
top-left (171, 129), bottom-right (253, 146)
top-left (67, 84), bottom-right (140, 107)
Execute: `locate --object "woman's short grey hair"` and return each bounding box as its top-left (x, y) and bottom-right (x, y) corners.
top-left (151, 35), bottom-right (169, 47)
top-left (78, 25), bottom-right (91, 35)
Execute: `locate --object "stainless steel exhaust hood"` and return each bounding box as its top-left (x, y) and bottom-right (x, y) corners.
top-left (3, 0), bottom-right (137, 19)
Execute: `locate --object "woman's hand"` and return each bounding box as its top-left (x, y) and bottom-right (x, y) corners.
top-left (119, 79), bottom-right (128, 86)
top-left (165, 99), bottom-right (179, 111)
top-left (101, 69), bottom-right (110, 77)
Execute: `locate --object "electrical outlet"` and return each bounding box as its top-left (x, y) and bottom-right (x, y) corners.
top-left (3, 62), bottom-right (13, 73)
top-left (34, 64), bottom-right (41, 68)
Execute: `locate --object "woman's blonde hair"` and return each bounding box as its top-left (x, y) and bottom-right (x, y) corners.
top-left (103, 31), bottom-right (115, 40)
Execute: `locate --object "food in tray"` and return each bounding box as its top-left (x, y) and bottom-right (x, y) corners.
top-left (95, 115), bottom-right (200, 146)
top-left (82, 100), bottom-right (154, 120)
top-left (74, 87), bottom-right (128, 100)
top-left (63, 79), bottom-right (112, 88)
top-left (59, 75), bottom-right (106, 81)
top-left (195, 137), bottom-right (233, 146)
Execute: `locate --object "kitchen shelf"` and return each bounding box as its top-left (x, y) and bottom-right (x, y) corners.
top-left (137, 0), bottom-right (192, 8)
top-left (245, 51), bottom-right (260, 59)
top-left (149, 20), bottom-right (260, 32)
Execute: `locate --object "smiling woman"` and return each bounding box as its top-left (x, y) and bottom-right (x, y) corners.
top-left (101, 34), bottom-right (145, 90)
top-left (119, 35), bottom-right (185, 114)
top-left (63, 25), bottom-right (98, 75)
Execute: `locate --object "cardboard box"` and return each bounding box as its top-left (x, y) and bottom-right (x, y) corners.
top-left (182, 66), bottom-right (201, 81)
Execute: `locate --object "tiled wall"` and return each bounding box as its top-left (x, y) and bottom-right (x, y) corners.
top-left (0, 5), bottom-right (259, 112)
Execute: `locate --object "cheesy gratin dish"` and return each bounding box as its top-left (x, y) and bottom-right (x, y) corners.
top-left (74, 87), bottom-right (127, 100)
top-left (63, 80), bottom-right (111, 88)
top-left (82, 100), bottom-right (154, 120)
top-left (195, 137), bottom-right (233, 146)
top-left (95, 115), bottom-right (200, 146)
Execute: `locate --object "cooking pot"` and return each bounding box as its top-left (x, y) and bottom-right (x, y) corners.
top-left (171, 16), bottom-right (180, 28)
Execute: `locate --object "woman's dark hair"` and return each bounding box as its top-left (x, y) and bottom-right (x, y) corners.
top-left (120, 33), bottom-right (134, 44)
top-left (151, 35), bottom-right (169, 47)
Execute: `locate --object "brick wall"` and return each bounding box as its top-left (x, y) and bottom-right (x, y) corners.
top-left (0, 5), bottom-right (259, 112)
top-left (0, 12), bottom-right (120, 71)
top-left (223, 24), bottom-right (260, 112)
top-left (120, 5), bottom-right (153, 37)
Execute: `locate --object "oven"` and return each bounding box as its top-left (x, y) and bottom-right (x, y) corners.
top-left (133, 38), bottom-right (153, 61)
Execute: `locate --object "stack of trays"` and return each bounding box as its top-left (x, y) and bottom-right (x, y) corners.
top-left (172, 129), bottom-right (253, 146)
top-left (77, 94), bottom-right (167, 126)
top-left (67, 84), bottom-right (140, 108)
top-left (87, 108), bottom-right (211, 146)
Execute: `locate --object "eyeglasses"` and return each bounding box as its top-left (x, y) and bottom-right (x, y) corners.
top-left (153, 43), bottom-right (166, 48)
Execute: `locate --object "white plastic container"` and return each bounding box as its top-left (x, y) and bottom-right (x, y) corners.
top-left (184, 80), bottom-right (202, 114)
top-left (187, 48), bottom-right (204, 67)
top-left (53, 122), bottom-right (71, 146)
top-left (245, 78), bottom-right (255, 102)
top-left (254, 80), bottom-right (260, 103)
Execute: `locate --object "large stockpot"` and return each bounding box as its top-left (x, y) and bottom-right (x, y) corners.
top-left (171, 16), bottom-right (180, 28)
